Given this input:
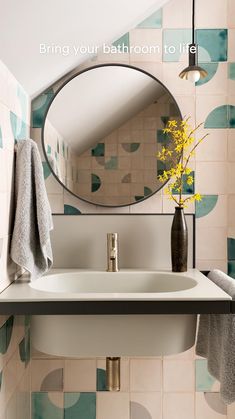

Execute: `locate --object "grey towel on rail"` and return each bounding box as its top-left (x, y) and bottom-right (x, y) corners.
top-left (11, 139), bottom-right (53, 279)
top-left (196, 269), bottom-right (235, 404)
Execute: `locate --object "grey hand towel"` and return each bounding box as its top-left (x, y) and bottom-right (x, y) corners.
top-left (10, 139), bottom-right (53, 279)
top-left (196, 269), bottom-right (235, 404)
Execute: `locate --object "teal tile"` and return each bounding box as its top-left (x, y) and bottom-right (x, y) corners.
top-left (19, 329), bottom-right (30, 366)
top-left (137, 9), bottom-right (162, 28)
top-left (96, 368), bottom-right (106, 391)
top-left (229, 105), bottom-right (235, 128)
top-left (228, 261), bottom-right (235, 279)
top-left (121, 143), bottom-right (140, 153)
top-left (47, 145), bottom-right (51, 155)
top-left (64, 205), bottom-right (81, 215)
top-left (135, 195), bottom-right (144, 201)
top-left (196, 29), bottom-right (227, 62)
top-left (229, 63), bottom-right (235, 80)
top-left (0, 315), bottom-right (14, 356)
top-left (10, 112), bottom-right (27, 140)
top-left (92, 143), bottom-right (105, 157)
top-left (105, 156), bottom-right (118, 170)
top-left (113, 33), bottom-right (129, 52)
top-left (32, 90), bottom-right (54, 128)
top-left (195, 195), bottom-right (218, 218)
top-left (91, 174), bottom-right (101, 192)
top-left (161, 116), bottom-right (170, 126)
top-left (0, 126), bottom-right (3, 148)
top-left (204, 105), bottom-right (229, 129)
top-left (196, 63), bottom-right (219, 86)
top-left (157, 129), bottom-right (170, 144)
top-left (64, 393), bottom-right (96, 419)
top-left (172, 172), bottom-right (195, 195)
top-left (196, 359), bottom-right (216, 391)
top-left (94, 156), bottom-right (105, 167)
top-left (42, 162), bottom-right (52, 179)
top-left (163, 29), bottom-right (191, 62)
top-left (144, 186), bottom-right (152, 196)
top-left (157, 160), bottom-right (167, 176)
top-left (228, 238), bottom-right (235, 260)
top-left (32, 392), bottom-right (63, 419)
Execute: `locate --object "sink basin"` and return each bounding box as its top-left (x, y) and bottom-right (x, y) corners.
top-left (30, 271), bottom-right (197, 294)
top-left (30, 269), bottom-right (198, 357)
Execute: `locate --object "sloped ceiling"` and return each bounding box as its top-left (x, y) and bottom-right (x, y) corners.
top-left (0, 0), bottom-right (168, 96)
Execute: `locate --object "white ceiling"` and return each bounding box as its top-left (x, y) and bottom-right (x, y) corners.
top-left (0, 0), bottom-right (168, 96)
top-left (46, 65), bottom-right (166, 153)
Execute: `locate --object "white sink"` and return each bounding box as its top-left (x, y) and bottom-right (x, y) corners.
top-left (30, 271), bottom-right (197, 294)
top-left (30, 269), bottom-right (200, 357)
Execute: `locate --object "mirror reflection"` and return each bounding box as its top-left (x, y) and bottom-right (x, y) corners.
top-left (43, 64), bottom-right (181, 206)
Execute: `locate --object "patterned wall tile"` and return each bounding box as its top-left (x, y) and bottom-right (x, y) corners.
top-left (32, 392), bottom-right (64, 419)
top-left (163, 393), bottom-right (194, 419)
top-left (137, 9), bottom-right (162, 29)
top-left (96, 392), bottom-right (129, 419)
top-left (64, 360), bottom-right (96, 392)
top-left (195, 359), bottom-right (219, 392)
top-left (64, 393), bottom-right (96, 419)
top-left (195, 393), bottom-right (227, 419)
top-left (130, 359), bottom-right (162, 392)
top-left (130, 393), bottom-right (162, 419)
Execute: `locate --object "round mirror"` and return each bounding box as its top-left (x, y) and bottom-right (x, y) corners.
top-left (42, 64), bottom-right (181, 207)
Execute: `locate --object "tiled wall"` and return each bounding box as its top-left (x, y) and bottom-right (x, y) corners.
top-left (0, 60), bottom-right (31, 417)
top-left (31, 0), bottom-right (234, 275)
top-left (30, 0), bottom-right (235, 418)
top-left (0, 315), bottom-right (31, 419)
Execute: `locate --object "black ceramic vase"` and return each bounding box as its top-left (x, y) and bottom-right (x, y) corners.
top-left (171, 207), bottom-right (188, 272)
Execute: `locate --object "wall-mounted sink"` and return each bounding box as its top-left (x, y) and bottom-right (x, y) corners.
top-left (28, 268), bottom-right (226, 357)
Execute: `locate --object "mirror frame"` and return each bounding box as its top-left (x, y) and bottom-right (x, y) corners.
top-left (42, 63), bottom-right (182, 208)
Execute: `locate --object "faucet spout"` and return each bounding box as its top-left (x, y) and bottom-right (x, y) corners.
top-left (107, 233), bottom-right (119, 272)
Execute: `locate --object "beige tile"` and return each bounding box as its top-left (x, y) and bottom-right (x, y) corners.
top-left (196, 259), bottom-right (227, 272)
top-left (196, 227), bottom-right (227, 260)
top-left (130, 192), bottom-right (163, 213)
top-left (196, 63), bottom-right (228, 96)
top-left (228, 163), bottom-right (235, 193)
top-left (16, 367), bottom-right (30, 419)
top-left (97, 392), bottom-right (129, 419)
top-left (195, 393), bottom-right (227, 419)
top-left (130, 359), bottom-right (162, 392)
top-left (131, 392), bottom-right (162, 419)
top-left (228, 402), bottom-right (235, 418)
top-left (129, 29), bottom-right (162, 63)
top-left (228, 130), bottom-right (235, 161)
top-left (164, 347), bottom-right (194, 361)
top-left (197, 195), bottom-right (227, 228)
top-left (31, 359), bottom-right (64, 391)
top-left (195, 129), bottom-right (227, 162)
top-left (196, 162), bottom-right (227, 194)
top-left (196, 95), bottom-right (227, 125)
top-left (163, 393), bottom-right (194, 419)
top-left (163, 360), bottom-right (195, 392)
top-left (163, 0), bottom-right (191, 29)
top-left (228, 30), bottom-right (235, 61)
top-left (64, 359), bottom-right (96, 391)
top-left (196, 0), bottom-right (227, 27)
top-left (228, 0), bottom-right (235, 28)
top-left (49, 194), bottom-right (64, 213)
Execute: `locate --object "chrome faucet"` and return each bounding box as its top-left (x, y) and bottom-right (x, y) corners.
top-left (107, 233), bottom-right (119, 272)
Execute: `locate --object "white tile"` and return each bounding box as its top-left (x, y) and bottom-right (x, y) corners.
top-left (196, 0), bottom-right (227, 28)
top-left (131, 392), bottom-right (162, 419)
top-left (163, 360), bottom-right (195, 392)
top-left (195, 129), bottom-right (227, 162)
top-left (197, 195), bottom-right (227, 228)
top-left (130, 359), bottom-right (162, 392)
top-left (195, 393), bottom-right (227, 419)
top-left (196, 227), bottom-right (227, 260)
top-left (196, 162), bottom-right (227, 194)
top-left (163, 393), bottom-right (194, 419)
top-left (64, 359), bottom-right (96, 391)
top-left (129, 29), bottom-right (162, 63)
top-left (97, 392), bottom-right (129, 419)
top-left (48, 194), bottom-right (64, 213)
